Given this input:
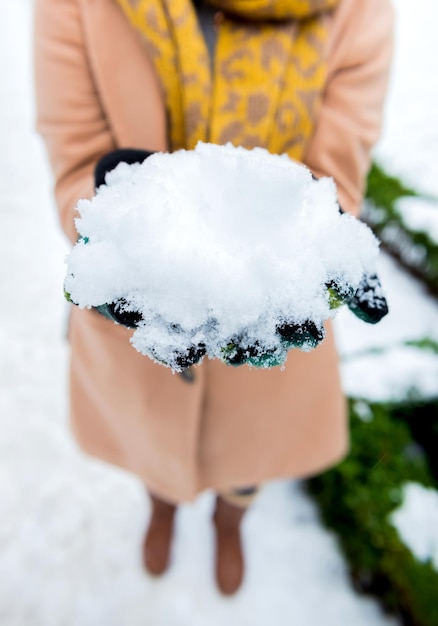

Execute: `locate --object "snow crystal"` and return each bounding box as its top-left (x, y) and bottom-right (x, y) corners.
top-left (65, 142), bottom-right (380, 370)
top-left (390, 482), bottom-right (438, 570)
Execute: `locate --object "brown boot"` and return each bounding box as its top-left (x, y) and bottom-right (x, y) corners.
top-left (212, 495), bottom-right (247, 595)
top-left (143, 492), bottom-right (176, 576)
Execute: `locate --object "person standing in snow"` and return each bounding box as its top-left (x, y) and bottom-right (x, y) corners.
top-left (34, 0), bottom-right (393, 595)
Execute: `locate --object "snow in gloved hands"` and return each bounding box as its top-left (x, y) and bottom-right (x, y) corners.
top-left (64, 142), bottom-right (383, 371)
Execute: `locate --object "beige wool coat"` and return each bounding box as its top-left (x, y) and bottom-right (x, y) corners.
top-left (34, 0), bottom-right (394, 503)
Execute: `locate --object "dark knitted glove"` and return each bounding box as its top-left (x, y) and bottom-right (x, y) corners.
top-left (325, 274), bottom-right (388, 324)
top-left (94, 298), bottom-right (144, 329)
top-left (219, 320), bottom-right (325, 369)
top-left (221, 338), bottom-right (288, 368)
top-left (347, 273), bottom-right (389, 324)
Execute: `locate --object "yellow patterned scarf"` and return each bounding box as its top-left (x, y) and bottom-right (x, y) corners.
top-left (116, 0), bottom-right (339, 160)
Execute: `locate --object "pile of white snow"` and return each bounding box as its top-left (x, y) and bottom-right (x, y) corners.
top-left (65, 142), bottom-right (379, 370)
top-left (390, 482), bottom-right (438, 570)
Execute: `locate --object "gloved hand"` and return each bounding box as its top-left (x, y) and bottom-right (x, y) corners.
top-left (65, 151), bottom-right (155, 323)
top-left (220, 320), bottom-right (325, 369)
top-left (91, 148), bottom-right (155, 328)
top-left (346, 273), bottom-right (389, 324)
top-left (325, 274), bottom-right (388, 324)
top-left (92, 149), bottom-right (210, 372)
top-left (325, 205), bottom-right (389, 324)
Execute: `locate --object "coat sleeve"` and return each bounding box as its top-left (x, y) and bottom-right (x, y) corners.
top-left (304, 0), bottom-right (394, 217)
top-left (34, 0), bottom-right (116, 243)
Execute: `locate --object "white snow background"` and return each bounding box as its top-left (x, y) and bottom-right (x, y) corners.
top-left (0, 0), bottom-right (437, 624)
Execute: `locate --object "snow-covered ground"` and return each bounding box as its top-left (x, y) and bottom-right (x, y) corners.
top-left (390, 482), bottom-right (438, 571)
top-left (0, 1), bottom-right (437, 624)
